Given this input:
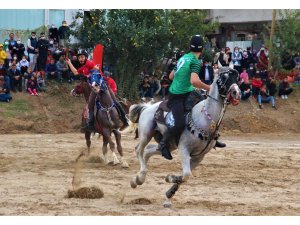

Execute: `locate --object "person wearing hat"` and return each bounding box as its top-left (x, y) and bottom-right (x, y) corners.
top-left (157, 35), bottom-right (225, 160)
top-left (0, 44), bottom-right (7, 65)
top-left (66, 50), bottom-right (129, 132)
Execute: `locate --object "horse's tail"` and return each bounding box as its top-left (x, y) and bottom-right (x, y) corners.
top-left (128, 103), bottom-right (147, 124)
top-left (121, 103), bottom-right (147, 134)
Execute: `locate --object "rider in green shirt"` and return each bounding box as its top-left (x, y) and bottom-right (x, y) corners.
top-left (158, 35), bottom-right (226, 160)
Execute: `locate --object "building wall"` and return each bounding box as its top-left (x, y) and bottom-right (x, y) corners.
top-left (0, 9), bottom-right (79, 44)
top-left (210, 9), bottom-right (273, 23)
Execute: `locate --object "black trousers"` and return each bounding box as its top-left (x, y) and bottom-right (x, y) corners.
top-left (278, 88), bottom-right (293, 96)
top-left (167, 92), bottom-right (191, 138)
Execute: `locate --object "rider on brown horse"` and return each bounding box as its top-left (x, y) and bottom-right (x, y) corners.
top-left (66, 49), bottom-right (129, 132)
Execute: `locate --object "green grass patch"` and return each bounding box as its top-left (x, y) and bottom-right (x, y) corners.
top-left (0, 98), bottom-right (32, 118)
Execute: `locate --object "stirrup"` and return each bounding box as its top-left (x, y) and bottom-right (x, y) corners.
top-left (157, 142), bottom-right (173, 160)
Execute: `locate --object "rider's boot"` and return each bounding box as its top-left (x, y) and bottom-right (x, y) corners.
top-left (215, 140), bottom-right (226, 148)
top-left (82, 110), bottom-right (95, 132)
top-left (157, 129), bottom-right (173, 160)
top-left (115, 101), bottom-right (129, 131)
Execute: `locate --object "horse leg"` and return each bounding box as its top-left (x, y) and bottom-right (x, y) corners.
top-left (113, 129), bottom-right (129, 168)
top-left (102, 134), bottom-right (110, 164)
top-left (103, 128), bottom-right (120, 165)
top-left (85, 131), bottom-right (92, 154)
top-left (163, 145), bottom-right (195, 208)
top-left (130, 134), bottom-right (153, 188)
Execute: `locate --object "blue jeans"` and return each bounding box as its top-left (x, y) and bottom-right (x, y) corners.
top-left (258, 95), bottom-right (275, 106)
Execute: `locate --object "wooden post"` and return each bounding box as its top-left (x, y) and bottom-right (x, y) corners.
top-left (268, 9), bottom-right (277, 73)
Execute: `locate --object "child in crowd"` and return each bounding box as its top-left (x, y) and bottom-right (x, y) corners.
top-left (239, 68), bottom-right (249, 84)
top-left (27, 75), bottom-right (38, 96)
top-left (36, 71), bottom-right (46, 92)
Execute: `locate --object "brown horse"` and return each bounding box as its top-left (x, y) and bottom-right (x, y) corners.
top-left (71, 79), bottom-right (130, 167)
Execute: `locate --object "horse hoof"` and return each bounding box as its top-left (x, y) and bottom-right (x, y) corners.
top-left (113, 160), bottom-right (120, 166)
top-left (130, 178), bottom-right (137, 189)
top-left (163, 200), bottom-right (172, 208)
top-left (121, 161), bottom-right (129, 168)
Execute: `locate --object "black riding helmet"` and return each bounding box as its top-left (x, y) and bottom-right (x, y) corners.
top-left (77, 49), bottom-right (88, 58)
top-left (190, 35), bottom-right (204, 52)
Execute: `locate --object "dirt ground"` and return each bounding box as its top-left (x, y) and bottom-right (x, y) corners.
top-left (0, 132), bottom-right (299, 216)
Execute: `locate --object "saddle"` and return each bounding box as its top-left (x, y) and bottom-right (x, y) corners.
top-left (154, 90), bottom-right (206, 128)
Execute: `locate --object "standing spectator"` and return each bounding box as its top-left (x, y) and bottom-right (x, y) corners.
top-left (15, 39), bottom-right (25, 61)
top-left (241, 50), bottom-right (251, 70)
top-left (0, 76), bottom-right (12, 102)
top-left (3, 39), bottom-right (11, 69)
top-left (278, 77), bottom-right (294, 99)
top-left (8, 33), bottom-right (17, 57)
top-left (45, 58), bottom-right (57, 80)
top-left (37, 33), bottom-right (49, 71)
top-left (27, 32), bottom-right (38, 71)
top-left (247, 63), bottom-right (256, 80)
top-left (258, 84), bottom-right (277, 109)
top-left (18, 55), bottom-right (30, 75)
top-left (167, 57), bottom-right (177, 74)
top-left (257, 46), bottom-right (269, 72)
top-left (0, 44), bottom-right (7, 65)
top-left (252, 73), bottom-right (263, 98)
top-left (239, 68), bottom-right (249, 83)
top-left (215, 48), bottom-right (227, 66)
top-left (240, 78), bottom-right (252, 101)
top-left (8, 64), bottom-right (22, 92)
top-left (58, 20), bottom-right (70, 47)
top-left (225, 47), bottom-right (232, 66)
top-left (27, 75), bottom-right (38, 96)
top-left (48, 24), bottom-right (59, 44)
top-left (252, 49), bottom-right (258, 64)
top-left (56, 55), bottom-right (68, 82)
top-left (212, 63), bottom-right (219, 77)
top-left (232, 46), bottom-right (242, 73)
top-left (199, 61), bottom-right (214, 85)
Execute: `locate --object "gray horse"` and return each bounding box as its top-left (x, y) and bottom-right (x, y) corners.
top-left (128, 67), bottom-right (241, 207)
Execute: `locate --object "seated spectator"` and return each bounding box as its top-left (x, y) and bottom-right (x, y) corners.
top-left (0, 76), bottom-right (12, 102)
top-left (8, 64), bottom-right (22, 92)
top-left (259, 70), bottom-right (268, 83)
top-left (258, 84), bottom-right (277, 109)
top-left (56, 55), bottom-right (68, 82)
top-left (46, 50), bottom-right (54, 64)
top-left (252, 73), bottom-right (263, 98)
top-left (46, 58), bottom-right (58, 81)
top-left (278, 77), bottom-right (293, 99)
top-left (27, 75), bottom-right (38, 96)
top-left (240, 79), bottom-right (252, 101)
top-left (239, 68), bottom-right (249, 84)
top-left (199, 61), bottom-right (214, 85)
top-left (160, 73), bottom-right (171, 100)
top-left (18, 55), bottom-right (30, 75)
top-left (139, 75), bottom-right (154, 102)
top-left (267, 77), bottom-right (277, 97)
top-left (24, 67), bottom-right (34, 92)
top-left (36, 71), bottom-right (46, 92)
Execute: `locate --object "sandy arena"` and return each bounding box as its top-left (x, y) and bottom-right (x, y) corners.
top-left (0, 132), bottom-right (299, 215)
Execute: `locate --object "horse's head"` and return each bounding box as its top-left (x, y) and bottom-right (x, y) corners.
top-left (89, 71), bottom-right (107, 94)
top-left (216, 67), bottom-right (241, 106)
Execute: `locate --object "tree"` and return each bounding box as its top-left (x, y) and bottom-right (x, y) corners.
top-left (268, 9), bottom-right (300, 72)
top-left (70, 9), bottom-right (219, 99)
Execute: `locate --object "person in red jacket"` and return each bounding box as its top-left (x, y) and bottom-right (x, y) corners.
top-left (103, 71), bottom-right (129, 129)
top-left (66, 50), bottom-right (128, 131)
top-left (251, 72), bottom-right (263, 98)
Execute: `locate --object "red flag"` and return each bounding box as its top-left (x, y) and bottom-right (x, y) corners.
top-left (93, 44), bottom-right (104, 70)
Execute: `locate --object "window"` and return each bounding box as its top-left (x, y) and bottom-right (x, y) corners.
top-left (0, 9), bottom-right (44, 30)
top-left (237, 33), bottom-right (246, 41)
top-left (49, 10), bottom-right (65, 28)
